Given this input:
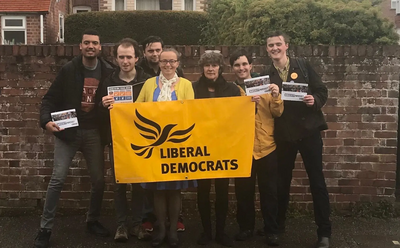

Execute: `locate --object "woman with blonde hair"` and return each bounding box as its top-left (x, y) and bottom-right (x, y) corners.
top-left (137, 48), bottom-right (197, 248)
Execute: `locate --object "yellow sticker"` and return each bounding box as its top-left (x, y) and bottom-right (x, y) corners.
top-left (291, 72), bottom-right (298, 80)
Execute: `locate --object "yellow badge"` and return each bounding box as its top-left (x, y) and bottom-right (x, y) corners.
top-left (291, 72), bottom-right (298, 80)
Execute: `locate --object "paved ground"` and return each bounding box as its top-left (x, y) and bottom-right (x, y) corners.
top-left (1, 214), bottom-right (400, 248)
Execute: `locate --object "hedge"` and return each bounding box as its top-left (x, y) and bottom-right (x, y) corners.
top-left (65, 11), bottom-right (208, 45)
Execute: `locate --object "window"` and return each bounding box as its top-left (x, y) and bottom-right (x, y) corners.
top-left (59, 14), bottom-right (64, 43)
top-left (392, 0), bottom-right (400, 14)
top-left (183, 0), bottom-right (195, 11)
top-left (73, 6), bottom-right (92, 13)
top-left (136, 0), bottom-right (172, 10)
top-left (114, 0), bottom-right (126, 10)
top-left (1, 16), bottom-right (26, 45)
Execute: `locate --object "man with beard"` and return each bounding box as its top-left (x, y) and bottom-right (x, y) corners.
top-left (35, 29), bottom-right (114, 248)
top-left (98, 38), bottom-right (151, 242)
top-left (139, 36), bottom-right (184, 78)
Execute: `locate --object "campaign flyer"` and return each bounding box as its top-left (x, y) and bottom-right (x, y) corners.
top-left (107, 85), bottom-right (133, 103)
top-left (244, 75), bottom-right (271, 96)
top-left (281, 82), bottom-right (308, 101)
top-left (51, 109), bottom-right (79, 129)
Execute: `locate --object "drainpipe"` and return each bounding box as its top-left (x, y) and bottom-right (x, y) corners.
top-left (40, 14), bottom-right (44, 43)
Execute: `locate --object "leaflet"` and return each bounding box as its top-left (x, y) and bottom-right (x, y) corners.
top-left (51, 109), bottom-right (79, 129)
top-left (281, 82), bottom-right (308, 101)
top-left (244, 75), bottom-right (271, 96)
top-left (107, 85), bottom-right (133, 103)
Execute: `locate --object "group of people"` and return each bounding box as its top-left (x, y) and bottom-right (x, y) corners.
top-left (34, 29), bottom-right (331, 248)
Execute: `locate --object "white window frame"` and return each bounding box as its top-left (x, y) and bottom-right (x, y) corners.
top-left (392, 0), bottom-right (400, 14)
top-left (59, 14), bottom-right (65, 43)
top-left (73, 6), bottom-right (92, 13)
top-left (112, 0), bottom-right (126, 11)
top-left (181, 0), bottom-right (196, 11)
top-left (1, 16), bottom-right (27, 45)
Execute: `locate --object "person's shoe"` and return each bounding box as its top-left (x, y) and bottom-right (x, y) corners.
top-left (315, 237), bottom-right (330, 248)
top-left (114, 224), bottom-right (128, 242)
top-left (177, 221), bottom-right (185, 232)
top-left (142, 221), bottom-right (154, 232)
top-left (215, 233), bottom-right (233, 247)
top-left (168, 233), bottom-right (180, 248)
top-left (197, 232), bottom-right (212, 245)
top-left (151, 233), bottom-right (165, 247)
top-left (33, 228), bottom-right (51, 248)
top-left (266, 234), bottom-right (279, 246)
top-left (86, 221), bottom-right (110, 237)
top-left (235, 230), bottom-right (253, 241)
top-left (130, 224), bottom-right (151, 240)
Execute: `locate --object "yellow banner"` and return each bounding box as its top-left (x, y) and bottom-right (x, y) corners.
top-left (110, 97), bottom-right (255, 183)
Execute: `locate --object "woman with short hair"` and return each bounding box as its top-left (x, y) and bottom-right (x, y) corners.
top-left (192, 51), bottom-right (241, 247)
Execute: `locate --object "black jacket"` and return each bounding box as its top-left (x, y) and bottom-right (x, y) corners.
top-left (97, 66), bottom-right (151, 146)
top-left (138, 58), bottom-right (185, 78)
top-left (268, 57), bottom-right (328, 142)
top-left (192, 74), bottom-right (241, 99)
top-left (40, 56), bottom-right (115, 141)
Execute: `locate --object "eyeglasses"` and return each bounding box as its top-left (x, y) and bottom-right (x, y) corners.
top-left (204, 50), bottom-right (221, 54)
top-left (159, 60), bottom-right (178, 65)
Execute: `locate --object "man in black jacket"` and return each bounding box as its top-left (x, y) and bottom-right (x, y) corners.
top-left (266, 31), bottom-right (331, 248)
top-left (138, 36), bottom-right (185, 78)
top-left (34, 29), bottom-right (114, 248)
top-left (98, 38), bottom-right (151, 242)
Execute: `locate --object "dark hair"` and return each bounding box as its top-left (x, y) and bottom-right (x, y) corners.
top-left (160, 48), bottom-right (181, 61)
top-left (265, 31), bottom-right (290, 44)
top-left (115, 38), bottom-right (141, 58)
top-left (141, 36), bottom-right (164, 51)
top-left (229, 49), bottom-right (253, 66)
top-left (81, 29), bottom-right (100, 42)
top-left (199, 52), bottom-right (224, 75)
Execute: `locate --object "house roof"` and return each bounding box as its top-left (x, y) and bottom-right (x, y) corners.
top-left (0, 0), bottom-right (51, 13)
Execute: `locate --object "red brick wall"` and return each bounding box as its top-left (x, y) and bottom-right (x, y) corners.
top-left (0, 44), bottom-right (398, 211)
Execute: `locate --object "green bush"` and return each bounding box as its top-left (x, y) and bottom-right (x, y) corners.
top-left (65, 11), bottom-right (207, 45)
top-left (202, 0), bottom-right (399, 45)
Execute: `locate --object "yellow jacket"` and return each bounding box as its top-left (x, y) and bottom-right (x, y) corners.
top-left (136, 76), bottom-right (194, 102)
top-left (237, 86), bottom-right (284, 159)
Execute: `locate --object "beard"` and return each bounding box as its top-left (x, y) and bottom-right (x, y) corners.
top-left (83, 54), bottom-right (97, 60)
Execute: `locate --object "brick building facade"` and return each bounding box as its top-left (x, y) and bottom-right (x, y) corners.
top-left (0, 44), bottom-right (398, 212)
top-left (98, 0), bottom-right (206, 11)
top-left (0, 0), bottom-right (69, 45)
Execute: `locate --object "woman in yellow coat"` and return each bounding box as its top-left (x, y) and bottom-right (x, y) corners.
top-left (136, 48), bottom-right (196, 248)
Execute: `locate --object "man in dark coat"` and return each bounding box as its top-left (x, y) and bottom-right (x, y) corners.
top-left (98, 38), bottom-right (151, 242)
top-left (34, 29), bottom-right (114, 248)
top-left (266, 31), bottom-right (331, 248)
